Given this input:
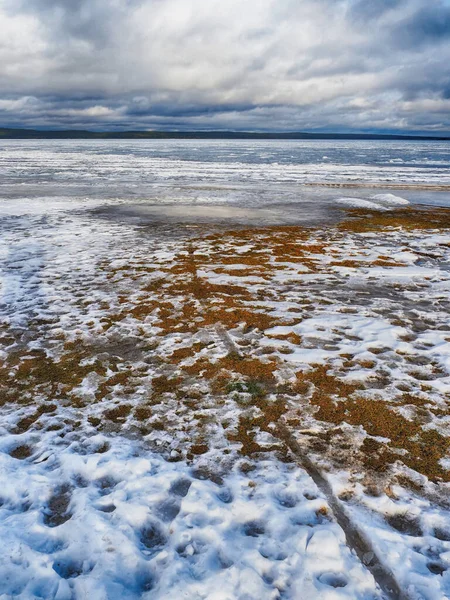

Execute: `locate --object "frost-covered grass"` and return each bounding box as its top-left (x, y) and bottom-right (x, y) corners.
top-left (1, 200), bottom-right (450, 599)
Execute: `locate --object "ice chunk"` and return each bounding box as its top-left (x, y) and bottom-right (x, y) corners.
top-left (371, 193), bottom-right (410, 206)
top-left (335, 197), bottom-right (389, 211)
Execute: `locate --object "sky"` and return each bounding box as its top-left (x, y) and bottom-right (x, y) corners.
top-left (0, 0), bottom-right (450, 133)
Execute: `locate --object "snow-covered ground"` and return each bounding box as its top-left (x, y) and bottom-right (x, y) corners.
top-left (1, 197), bottom-right (450, 599)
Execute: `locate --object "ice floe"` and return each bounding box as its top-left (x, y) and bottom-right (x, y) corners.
top-left (336, 193), bottom-right (409, 211)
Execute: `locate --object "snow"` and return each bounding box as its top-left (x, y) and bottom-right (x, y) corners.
top-left (335, 197), bottom-right (390, 211)
top-left (333, 479), bottom-right (450, 600)
top-left (336, 194), bottom-right (410, 211)
top-left (266, 315), bottom-right (409, 364)
top-left (1, 152), bottom-right (450, 598)
top-left (0, 432), bottom-right (382, 600)
top-left (371, 193), bottom-right (410, 206)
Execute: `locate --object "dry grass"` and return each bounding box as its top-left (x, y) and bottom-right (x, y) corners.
top-left (104, 404), bottom-right (132, 423)
top-left (328, 259), bottom-right (363, 268)
top-left (290, 365), bottom-right (450, 482)
top-left (151, 375), bottom-right (183, 395)
top-left (201, 305), bottom-right (279, 331)
top-left (228, 396), bottom-right (288, 457)
top-left (0, 348), bottom-right (108, 407)
top-left (339, 207), bottom-right (450, 233)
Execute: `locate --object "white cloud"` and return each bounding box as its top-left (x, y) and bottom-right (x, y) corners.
top-left (0, 0), bottom-right (449, 131)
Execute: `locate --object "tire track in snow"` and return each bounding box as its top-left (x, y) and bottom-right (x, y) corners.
top-left (187, 241), bottom-right (409, 600)
top-left (276, 424), bottom-right (408, 600)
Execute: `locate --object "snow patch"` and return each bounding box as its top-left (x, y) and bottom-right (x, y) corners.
top-left (370, 193), bottom-right (410, 206)
top-left (335, 197), bottom-right (389, 211)
top-left (336, 193), bottom-right (410, 211)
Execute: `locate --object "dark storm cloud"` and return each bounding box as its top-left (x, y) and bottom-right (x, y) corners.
top-left (392, 4), bottom-right (450, 49)
top-left (0, 0), bottom-right (450, 133)
top-left (125, 100), bottom-right (257, 118)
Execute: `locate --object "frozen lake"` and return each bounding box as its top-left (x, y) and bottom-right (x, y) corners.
top-left (0, 139), bottom-right (449, 226)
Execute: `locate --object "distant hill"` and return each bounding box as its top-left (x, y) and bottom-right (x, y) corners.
top-left (0, 127), bottom-right (449, 141)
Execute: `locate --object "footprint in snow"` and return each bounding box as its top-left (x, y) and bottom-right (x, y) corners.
top-left (216, 486), bottom-right (233, 504)
top-left (274, 488), bottom-right (299, 508)
top-left (386, 513), bottom-right (423, 537)
top-left (155, 497), bottom-right (181, 522)
top-left (434, 527), bottom-right (450, 542)
top-left (9, 444), bottom-right (33, 460)
top-left (169, 477), bottom-right (192, 497)
top-left (317, 572), bottom-right (348, 588)
top-left (139, 520), bottom-right (167, 557)
top-left (43, 485), bottom-right (72, 528)
top-left (242, 520), bottom-right (266, 537)
top-left (52, 557), bottom-right (91, 579)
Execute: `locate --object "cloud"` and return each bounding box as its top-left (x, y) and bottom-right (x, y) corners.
top-left (0, 0), bottom-right (449, 132)
top-left (395, 4), bottom-right (450, 49)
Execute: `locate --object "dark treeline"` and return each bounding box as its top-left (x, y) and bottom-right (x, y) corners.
top-left (0, 127), bottom-right (449, 141)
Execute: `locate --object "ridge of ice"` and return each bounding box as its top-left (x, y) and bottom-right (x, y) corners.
top-left (335, 197), bottom-right (390, 211)
top-left (370, 193), bottom-right (410, 206)
top-left (336, 193), bottom-right (410, 211)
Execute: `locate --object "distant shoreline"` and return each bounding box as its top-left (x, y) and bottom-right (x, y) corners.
top-left (1, 127), bottom-right (449, 141)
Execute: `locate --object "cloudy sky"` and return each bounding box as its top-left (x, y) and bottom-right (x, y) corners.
top-left (1, 0), bottom-right (450, 133)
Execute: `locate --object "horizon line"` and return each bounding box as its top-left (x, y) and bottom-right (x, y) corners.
top-left (1, 126), bottom-right (450, 140)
